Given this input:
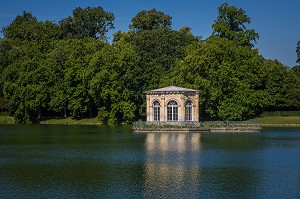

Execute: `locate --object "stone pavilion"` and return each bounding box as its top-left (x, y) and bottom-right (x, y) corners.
top-left (145, 86), bottom-right (199, 122)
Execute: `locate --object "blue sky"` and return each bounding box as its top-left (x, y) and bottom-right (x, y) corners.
top-left (0, 0), bottom-right (299, 67)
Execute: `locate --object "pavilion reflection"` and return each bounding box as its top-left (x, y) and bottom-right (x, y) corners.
top-left (144, 133), bottom-right (202, 198)
top-left (145, 133), bottom-right (201, 153)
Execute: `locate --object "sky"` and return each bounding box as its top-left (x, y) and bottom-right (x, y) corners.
top-left (0, 0), bottom-right (299, 67)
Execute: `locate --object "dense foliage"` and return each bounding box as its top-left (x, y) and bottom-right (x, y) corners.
top-left (212, 2), bottom-right (259, 47)
top-left (0, 3), bottom-right (299, 123)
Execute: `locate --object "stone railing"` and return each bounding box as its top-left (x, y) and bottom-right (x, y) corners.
top-left (133, 121), bottom-right (261, 129)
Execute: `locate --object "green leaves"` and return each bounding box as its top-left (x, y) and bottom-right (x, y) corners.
top-left (0, 5), bottom-right (299, 124)
top-left (129, 8), bottom-right (172, 31)
top-left (284, 67), bottom-right (300, 110)
top-left (121, 26), bottom-right (198, 90)
top-left (168, 37), bottom-right (270, 120)
top-left (297, 41), bottom-right (300, 64)
top-left (212, 2), bottom-right (259, 47)
top-left (3, 61), bottom-right (53, 123)
top-left (2, 11), bottom-right (60, 41)
top-left (88, 44), bottom-right (141, 124)
top-left (59, 6), bottom-right (115, 40)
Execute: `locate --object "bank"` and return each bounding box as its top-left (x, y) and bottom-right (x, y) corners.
top-left (1, 115), bottom-right (300, 127)
top-left (246, 115), bottom-right (300, 127)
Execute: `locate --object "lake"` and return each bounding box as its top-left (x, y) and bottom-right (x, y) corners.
top-left (0, 125), bottom-right (300, 198)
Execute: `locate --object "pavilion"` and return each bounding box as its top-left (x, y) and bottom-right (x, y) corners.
top-left (145, 86), bottom-right (200, 122)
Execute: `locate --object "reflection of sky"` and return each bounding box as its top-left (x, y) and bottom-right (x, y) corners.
top-left (144, 133), bottom-right (202, 198)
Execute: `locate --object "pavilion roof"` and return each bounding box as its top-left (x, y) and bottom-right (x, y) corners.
top-left (145, 86), bottom-right (199, 93)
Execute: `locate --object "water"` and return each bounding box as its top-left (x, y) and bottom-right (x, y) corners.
top-left (0, 125), bottom-right (300, 198)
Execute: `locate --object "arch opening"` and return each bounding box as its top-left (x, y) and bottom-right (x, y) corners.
top-left (167, 101), bottom-right (178, 121)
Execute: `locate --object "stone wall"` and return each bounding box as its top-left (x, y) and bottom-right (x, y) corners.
top-left (146, 92), bottom-right (199, 122)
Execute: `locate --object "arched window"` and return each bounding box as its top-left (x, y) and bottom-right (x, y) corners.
top-left (167, 101), bottom-right (178, 121)
top-left (185, 101), bottom-right (192, 121)
top-left (153, 101), bottom-right (160, 121)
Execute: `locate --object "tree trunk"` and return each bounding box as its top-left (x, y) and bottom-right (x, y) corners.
top-left (64, 105), bottom-right (67, 118)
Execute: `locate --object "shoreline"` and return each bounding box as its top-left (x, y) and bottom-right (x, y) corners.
top-left (1, 116), bottom-right (300, 127)
top-left (1, 123), bottom-right (300, 128)
top-left (261, 124), bottom-right (300, 127)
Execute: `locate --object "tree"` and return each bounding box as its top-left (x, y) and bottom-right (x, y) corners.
top-left (2, 59), bottom-right (54, 123)
top-left (88, 44), bottom-right (141, 124)
top-left (263, 59), bottom-right (289, 110)
top-left (2, 11), bottom-right (60, 41)
top-left (59, 6), bottom-right (114, 40)
top-left (212, 2), bottom-right (259, 47)
top-left (2, 11), bottom-right (37, 40)
top-left (1, 5), bottom-right (297, 123)
top-left (0, 39), bottom-right (21, 111)
top-left (129, 8), bottom-right (172, 31)
top-left (297, 41), bottom-right (300, 64)
top-left (46, 38), bottom-right (104, 118)
top-left (112, 30), bottom-right (126, 44)
top-left (116, 10), bottom-right (199, 118)
top-left (119, 27), bottom-right (198, 91)
top-left (167, 36), bottom-right (268, 120)
top-left (0, 39), bottom-right (19, 74)
top-left (284, 66), bottom-right (300, 110)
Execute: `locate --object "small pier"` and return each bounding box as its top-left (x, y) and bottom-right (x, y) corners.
top-left (133, 121), bottom-right (262, 133)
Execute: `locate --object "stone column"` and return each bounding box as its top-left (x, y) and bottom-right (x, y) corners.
top-left (180, 94), bottom-right (185, 121)
top-left (193, 93), bottom-right (199, 122)
top-left (160, 95), bottom-right (165, 122)
top-left (149, 95), bottom-right (154, 121)
top-left (146, 95), bottom-right (150, 121)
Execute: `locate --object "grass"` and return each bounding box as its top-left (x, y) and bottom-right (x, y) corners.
top-left (260, 111), bottom-right (300, 117)
top-left (40, 117), bottom-right (101, 125)
top-left (0, 116), bottom-right (15, 124)
top-left (246, 116), bottom-right (300, 126)
top-left (1, 112), bottom-right (300, 126)
top-left (0, 112), bottom-right (9, 116)
top-left (38, 115), bottom-right (300, 126)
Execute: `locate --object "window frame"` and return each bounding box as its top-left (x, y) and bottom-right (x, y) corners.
top-left (153, 101), bottom-right (160, 121)
top-left (167, 100), bottom-right (178, 121)
top-left (185, 100), bottom-right (192, 121)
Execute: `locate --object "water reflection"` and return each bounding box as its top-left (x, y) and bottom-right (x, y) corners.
top-left (1, 125), bottom-right (300, 198)
top-left (144, 133), bottom-right (202, 198)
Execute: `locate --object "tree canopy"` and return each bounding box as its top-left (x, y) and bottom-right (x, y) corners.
top-left (166, 36), bottom-right (269, 120)
top-left (212, 2), bottom-right (259, 47)
top-left (59, 6), bottom-right (115, 40)
top-left (129, 8), bottom-right (172, 31)
top-left (296, 41), bottom-right (300, 64)
top-left (2, 11), bottom-right (60, 41)
top-left (0, 4), bottom-right (299, 123)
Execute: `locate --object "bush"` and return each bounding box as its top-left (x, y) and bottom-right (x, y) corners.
top-left (97, 107), bottom-right (109, 124)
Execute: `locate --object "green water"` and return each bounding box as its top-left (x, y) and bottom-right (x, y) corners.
top-left (0, 125), bottom-right (300, 198)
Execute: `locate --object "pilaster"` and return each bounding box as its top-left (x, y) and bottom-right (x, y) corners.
top-left (146, 95), bottom-right (150, 121)
top-left (161, 95), bottom-right (165, 122)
